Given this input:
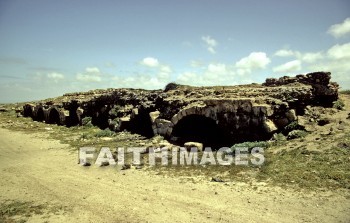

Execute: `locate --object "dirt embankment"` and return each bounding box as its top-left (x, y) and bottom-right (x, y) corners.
top-left (0, 127), bottom-right (349, 222)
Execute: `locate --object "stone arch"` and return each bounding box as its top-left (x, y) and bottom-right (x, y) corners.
top-left (169, 101), bottom-right (275, 147)
top-left (91, 105), bottom-right (110, 129)
top-left (66, 101), bottom-right (81, 127)
top-left (129, 108), bottom-right (154, 138)
top-left (23, 104), bottom-right (34, 117)
top-left (171, 114), bottom-right (232, 149)
top-left (47, 107), bottom-right (64, 125)
top-left (33, 106), bottom-right (46, 122)
top-left (169, 105), bottom-right (234, 149)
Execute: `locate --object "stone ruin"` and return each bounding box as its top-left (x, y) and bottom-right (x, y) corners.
top-left (21, 71), bottom-right (339, 148)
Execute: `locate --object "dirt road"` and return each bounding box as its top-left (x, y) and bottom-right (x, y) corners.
top-left (0, 127), bottom-right (349, 222)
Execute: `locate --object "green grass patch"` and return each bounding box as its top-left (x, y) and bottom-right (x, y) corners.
top-left (333, 99), bottom-right (345, 110)
top-left (258, 145), bottom-right (350, 189)
top-left (94, 128), bottom-right (116, 137)
top-left (231, 141), bottom-right (270, 152)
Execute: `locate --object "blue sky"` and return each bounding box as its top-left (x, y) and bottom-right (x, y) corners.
top-left (0, 0), bottom-right (350, 103)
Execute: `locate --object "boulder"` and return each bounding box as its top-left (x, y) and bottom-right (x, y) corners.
top-left (184, 142), bottom-right (203, 152)
top-left (263, 119), bottom-right (277, 133)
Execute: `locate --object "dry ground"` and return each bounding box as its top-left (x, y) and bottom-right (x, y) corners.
top-left (0, 94), bottom-right (350, 222)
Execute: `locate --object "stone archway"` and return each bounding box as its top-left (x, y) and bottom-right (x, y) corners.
top-left (171, 114), bottom-right (232, 149)
top-left (47, 107), bottom-right (62, 125)
top-left (35, 107), bottom-right (45, 122)
top-left (23, 104), bottom-right (34, 117)
top-left (91, 106), bottom-right (110, 129)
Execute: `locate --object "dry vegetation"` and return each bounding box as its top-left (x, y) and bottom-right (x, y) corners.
top-left (1, 94), bottom-right (349, 190)
top-left (0, 93), bottom-right (349, 222)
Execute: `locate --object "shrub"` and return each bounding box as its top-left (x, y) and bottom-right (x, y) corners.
top-left (333, 100), bottom-right (345, 110)
top-left (94, 128), bottom-right (115, 137)
top-left (231, 141), bottom-right (269, 152)
top-left (284, 121), bottom-right (298, 131)
top-left (80, 133), bottom-right (90, 140)
top-left (273, 133), bottom-right (287, 141)
top-left (109, 105), bottom-right (122, 117)
top-left (164, 82), bottom-right (179, 92)
top-left (81, 116), bottom-right (92, 126)
top-left (287, 130), bottom-right (308, 139)
top-left (271, 133), bottom-right (287, 146)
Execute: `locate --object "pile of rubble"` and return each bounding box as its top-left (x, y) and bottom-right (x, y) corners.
top-left (21, 71), bottom-right (339, 147)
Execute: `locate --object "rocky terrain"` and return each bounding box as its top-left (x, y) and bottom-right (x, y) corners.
top-left (0, 71), bottom-right (349, 222)
top-left (20, 71), bottom-right (339, 148)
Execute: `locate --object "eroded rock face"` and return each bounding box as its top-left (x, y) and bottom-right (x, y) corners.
top-left (22, 72), bottom-right (339, 147)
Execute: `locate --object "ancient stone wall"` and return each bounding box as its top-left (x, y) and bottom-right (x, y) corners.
top-left (22, 71), bottom-right (339, 146)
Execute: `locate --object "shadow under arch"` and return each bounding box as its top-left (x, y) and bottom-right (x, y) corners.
top-left (47, 108), bottom-right (61, 125)
top-left (171, 114), bottom-right (233, 150)
top-left (35, 107), bottom-right (45, 122)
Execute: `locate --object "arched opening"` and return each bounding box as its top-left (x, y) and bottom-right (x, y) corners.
top-left (48, 109), bottom-right (61, 125)
top-left (172, 114), bottom-right (233, 150)
top-left (92, 111), bottom-right (109, 129)
top-left (129, 110), bottom-right (154, 138)
top-left (23, 105), bottom-right (33, 117)
top-left (35, 108), bottom-right (45, 122)
top-left (66, 102), bottom-right (80, 127)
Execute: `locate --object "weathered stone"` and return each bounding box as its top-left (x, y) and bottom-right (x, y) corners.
top-left (21, 71), bottom-right (339, 145)
top-left (285, 109), bottom-right (297, 122)
top-left (117, 116), bottom-right (131, 131)
top-left (166, 127), bottom-right (173, 136)
top-left (241, 101), bottom-right (252, 113)
top-left (149, 111), bottom-right (160, 123)
top-left (171, 114), bottom-right (179, 124)
top-left (263, 119), bottom-right (277, 133)
top-left (274, 118), bottom-right (289, 128)
top-left (252, 106), bottom-right (261, 116)
top-left (131, 108), bottom-right (139, 118)
top-left (184, 142), bottom-right (203, 152)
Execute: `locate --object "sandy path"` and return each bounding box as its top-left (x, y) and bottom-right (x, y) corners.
top-left (0, 127), bottom-right (349, 223)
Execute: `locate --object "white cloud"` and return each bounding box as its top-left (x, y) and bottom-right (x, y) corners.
top-left (274, 48), bottom-right (324, 63)
top-left (112, 73), bottom-right (168, 90)
top-left (207, 63), bottom-right (227, 74)
top-left (301, 52), bottom-right (324, 63)
top-left (177, 72), bottom-right (198, 84)
top-left (327, 17), bottom-right (350, 38)
top-left (109, 58), bottom-right (173, 89)
top-left (85, 67), bottom-right (100, 73)
top-left (274, 49), bottom-right (295, 57)
top-left (327, 42), bottom-right (350, 59)
top-left (177, 62), bottom-right (238, 86)
top-left (47, 72), bottom-right (64, 82)
top-left (159, 65), bottom-right (172, 73)
top-left (157, 65), bottom-right (172, 81)
top-left (273, 60), bottom-right (302, 73)
top-left (235, 52), bottom-right (271, 74)
top-left (76, 67), bottom-right (102, 82)
top-left (139, 57), bottom-right (172, 82)
top-left (140, 57), bottom-right (159, 67)
top-left (202, 36), bottom-right (218, 54)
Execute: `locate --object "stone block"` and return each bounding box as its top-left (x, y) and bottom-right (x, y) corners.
top-left (184, 142), bottom-right (203, 152)
top-left (149, 111), bottom-right (160, 123)
top-left (263, 119), bottom-right (277, 133)
top-left (285, 109), bottom-right (297, 122)
top-left (171, 114), bottom-right (179, 125)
